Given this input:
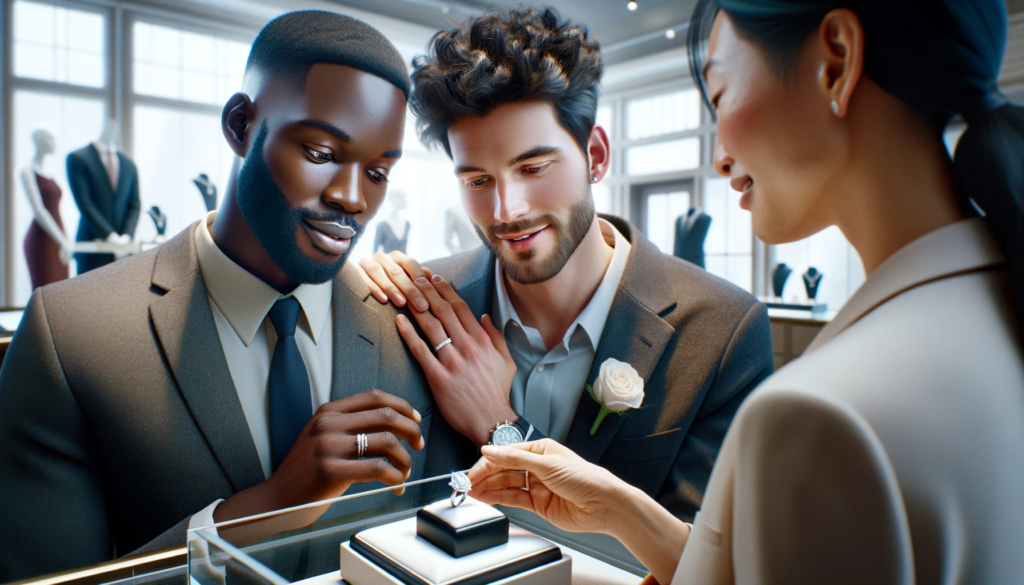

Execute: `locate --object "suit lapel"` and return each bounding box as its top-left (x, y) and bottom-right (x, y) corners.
top-left (149, 226), bottom-right (265, 491)
top-left (564, 217), bottom-right (676, 463)
top-left (329, 263), bottom-right (382, 401)
top-left (114, 154), bottom-right (133, 220)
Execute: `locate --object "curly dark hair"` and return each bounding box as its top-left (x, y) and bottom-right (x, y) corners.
top-left (410, 7), bottom-right (603, 158)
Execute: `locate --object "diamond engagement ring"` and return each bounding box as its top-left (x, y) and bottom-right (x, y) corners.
top-left (357, 433), bottom-right (368, 458)
top-left (435, 338), bottom-right (453, 352)
top-left (449, 471), bottom-right (472, 507)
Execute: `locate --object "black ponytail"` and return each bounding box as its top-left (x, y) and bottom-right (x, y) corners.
top-left (689, 0), bottom-right (1024, 342)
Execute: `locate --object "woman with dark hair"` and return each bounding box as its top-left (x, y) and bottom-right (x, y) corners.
top-left (467, 1), bottom-right (1024, 582)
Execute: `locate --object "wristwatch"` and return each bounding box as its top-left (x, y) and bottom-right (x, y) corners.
top-left (490, 419), bottom-right (529, 446)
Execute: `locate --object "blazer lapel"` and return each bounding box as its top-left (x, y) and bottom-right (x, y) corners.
top-left (565, 217), bottom-right (676, 463)
top-left (114, 153), bottom-right (133, 219)
top-left (86, 145), bottom-right (117, 197)
top-left (148, 225), bottom-right (265, 491)
top-left (329, 263), bottom-right (382, 401)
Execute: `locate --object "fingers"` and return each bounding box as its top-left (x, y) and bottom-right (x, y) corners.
top-left (332, 457), bottom-right (407, 486)
top-left (343, 408), bottom-right (424, 450)
top-left (410, 276), bottom-right (472, 349)
top-left (481, 314), bottom-right (513, 361)
top-left (359, 431), bottom-right (413, 475)
top-left (472, 469), bottom-right (529, 492)
top-left (471, 484), bottom-right (537, 512)
top-left (478, 443), bottom-right (556, 476)
top-left (329, 389), bottom-right (420, 423)
top-left (377, 252), bottom-right (430, 312)
top-left (358, 256), bottom-right (406, 307)
top-left (321, 390), bottom-right (424, 450)
top-left (396, 314), bottom-right (447, 382)
top-left (430, 275), bottom-right (486, 340)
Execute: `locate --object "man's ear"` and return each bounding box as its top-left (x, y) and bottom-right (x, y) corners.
top-left (587, 124), bottom-right (611, 182)
top-left (817, 8), bottom-right (864, 117)
top-left (222, 92), bottom-right (254, 157)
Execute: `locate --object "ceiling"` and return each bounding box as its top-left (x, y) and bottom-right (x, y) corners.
top-left (325, 0), bottom-right (695, 65)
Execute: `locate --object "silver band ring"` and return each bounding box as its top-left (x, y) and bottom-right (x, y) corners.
top-left (450, 491), bottom-right (467, 507)
top-left (357, 433), bottom-right (368, 458)
top-left (434, 338), bottom-right (453, 352)
top-left (522, 470), bottom-right (530, 492)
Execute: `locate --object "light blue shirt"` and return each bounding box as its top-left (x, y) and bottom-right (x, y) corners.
top-left (492, 219), bottom-right (631, 443)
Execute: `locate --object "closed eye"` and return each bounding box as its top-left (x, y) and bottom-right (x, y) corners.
top-left (523, 162), bottom-right (552, 175)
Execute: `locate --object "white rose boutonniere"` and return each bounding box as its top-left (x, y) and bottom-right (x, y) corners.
top-left (586, 358), bottom-right (645, 435)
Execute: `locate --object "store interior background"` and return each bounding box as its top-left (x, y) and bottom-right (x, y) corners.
top-left (3, 0), bottom-right (1024, 335)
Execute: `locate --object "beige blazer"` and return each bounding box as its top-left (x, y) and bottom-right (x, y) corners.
top-left (672, 219), bottom-right (1024, 584)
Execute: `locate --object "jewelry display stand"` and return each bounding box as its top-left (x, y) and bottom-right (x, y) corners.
top-left (341, 498), bottom-right (570, 585)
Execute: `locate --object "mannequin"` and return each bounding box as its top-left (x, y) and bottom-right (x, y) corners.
top-left (771, 262), bottom-right (792, 298)
top-left (673, 207), bottom-right (712, 268)
top-left (444, 205), bottom-right (481, 255)
top-left (20, 128), bottom-right (70, 288)
top-left (67, 118), bottom-right (141, 273)
top-left (802, 266), bottom-right (823, 301)
top-left (192, 173), bottom-right (218, 212)
top-left (147, 206), bottom-right (167, 243)
top-left (374, 188), bottom-right (410, 254)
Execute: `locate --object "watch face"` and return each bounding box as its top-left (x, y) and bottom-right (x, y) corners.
top-left (492, 425), bottom-right (523, 446)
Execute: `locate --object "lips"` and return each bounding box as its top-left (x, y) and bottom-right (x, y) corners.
top-left (302, 219), bottom-right (353, 256)
top-left (497, 225), bottom-right (548, 251)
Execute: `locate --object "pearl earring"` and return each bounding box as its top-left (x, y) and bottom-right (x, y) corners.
top-left (830, 100), bottom-right (840, 115)
top-left (591, 176), bottom-right (599, 183)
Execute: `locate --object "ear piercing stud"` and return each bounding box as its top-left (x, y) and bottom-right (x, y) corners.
top-left (830, 100), bottom-right (840, 115)
top-left (591, 176), bottom-right (599, 183)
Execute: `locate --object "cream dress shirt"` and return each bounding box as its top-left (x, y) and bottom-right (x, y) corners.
top-left (91, 141), bottom-right (119, 190)
top-left (493, 219), bottom-right (630, 443)
top-left (189, 211), bottom-right (334, 529)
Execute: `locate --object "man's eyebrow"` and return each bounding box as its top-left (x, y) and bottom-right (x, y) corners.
top-left (299, 119), bottom-right (350, 142)
top-left (508, 146), bottom-right (561, 166)
top-left (381, 149), bottom-right (402, 159)
top-left (702, 58), bottom-right (718, 80)
top-left (455, 164), bottom-right (486, 174)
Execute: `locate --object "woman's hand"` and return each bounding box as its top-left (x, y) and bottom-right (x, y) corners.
top-left (468, 439), bottom-right (631, 536)
top-left (469, 439), bottom-right (691, 584)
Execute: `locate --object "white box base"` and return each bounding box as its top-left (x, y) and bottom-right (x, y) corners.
top-left (340, 520), bottom-right (571, 585)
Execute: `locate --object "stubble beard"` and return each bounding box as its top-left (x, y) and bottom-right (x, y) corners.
top-left (475, 179), bottom-right (596, 285)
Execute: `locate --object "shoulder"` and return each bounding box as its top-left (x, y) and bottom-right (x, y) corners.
top-left (423, 247), bottom-right (492, 291)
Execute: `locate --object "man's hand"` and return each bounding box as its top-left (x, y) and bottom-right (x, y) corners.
top-left (357, 251), bottom-right (434, 311)
top-left (394, 274), bottom-right (517, 447)
top-left (213, 389), bottom-right (425, 523)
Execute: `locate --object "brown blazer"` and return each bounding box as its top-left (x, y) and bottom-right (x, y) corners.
top-left (0, 224), bottom-right (442, 582)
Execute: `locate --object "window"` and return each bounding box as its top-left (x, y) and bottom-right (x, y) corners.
top-left (133, 22), bottom-right (249, 105)
top-left (703, 177), bottom-right (753, 292)
top-left (772, 228), bottom-right (865, 310)
top-left (626, 137), bottom-right (700, 175)
top-left (13, 1), bottom-right (105, 87)
top-left (130, 21), bottom-right (251, 245)
top-left (626, 90), bottom-right (700, 140)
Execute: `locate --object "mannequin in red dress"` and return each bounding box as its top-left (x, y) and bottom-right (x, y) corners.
top-left (21, 129), bottom-right (71, 289)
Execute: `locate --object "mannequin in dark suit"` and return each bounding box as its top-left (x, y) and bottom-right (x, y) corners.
top-left (66, 121), bottom-right (141, 274)
top-left (674, 207), bottom-right (712, 268)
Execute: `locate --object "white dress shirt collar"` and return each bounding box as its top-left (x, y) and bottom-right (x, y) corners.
top-left (194, 211), bottom-right (333, 347)
top-left (494, 218), bottom-right (631, 350)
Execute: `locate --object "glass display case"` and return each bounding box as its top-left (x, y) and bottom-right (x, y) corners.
top-left (186, 473), bottom-right (646, 585)
top-left (9, 473), bottom-right (646, 585)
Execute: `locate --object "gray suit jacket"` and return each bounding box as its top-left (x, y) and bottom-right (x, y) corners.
top-left (0, 224), bottom-right (439, 582)
top-left (423, 215), bottom-right (774, 520)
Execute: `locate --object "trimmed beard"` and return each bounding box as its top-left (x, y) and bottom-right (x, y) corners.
top-left (475, 178), bottom-right (596, 285)
top-left (236, 121), bottom-right (365, 284)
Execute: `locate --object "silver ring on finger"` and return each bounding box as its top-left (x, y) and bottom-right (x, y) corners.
top-left (434, 337), bottom-right (453, 353)
top-left (522, 470), bottom-right (529, 492)
top-left (357, 433), bottom-right (368, 459)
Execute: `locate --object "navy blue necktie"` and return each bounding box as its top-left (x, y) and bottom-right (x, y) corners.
top-left (268, 297), bottom-right (312, 472)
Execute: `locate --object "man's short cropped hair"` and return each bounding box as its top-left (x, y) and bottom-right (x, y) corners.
top-left (410, 8), bottom-right (603, 157)
top-left (244, 10), bottom-right (410, 97)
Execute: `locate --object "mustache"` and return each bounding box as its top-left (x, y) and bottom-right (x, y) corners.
top-left (296, 208), bottom-right (365, 236)
top-left (489, 215), bottom-right (555, 238)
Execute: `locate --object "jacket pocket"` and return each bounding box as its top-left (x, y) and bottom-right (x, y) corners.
top-left (600, 428), bottom-right (685, 495)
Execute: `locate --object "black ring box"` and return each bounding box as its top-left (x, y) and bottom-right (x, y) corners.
top-left (415, 500), bottom-right (510, 558)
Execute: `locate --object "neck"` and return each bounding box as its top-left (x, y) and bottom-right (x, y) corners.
top-left (212, 168), bottom-right (298, 294)
top-left (832, 100), bottom-right (966, 277)
top-left (503, 217), bottom-right (614, 350)
top-left (31, 152), bottom-right (47, 169)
